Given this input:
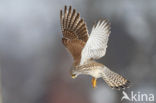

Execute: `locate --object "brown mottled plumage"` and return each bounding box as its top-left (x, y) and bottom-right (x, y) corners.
top-left (60, 6), bottom-right (88, 42)
top-left (60, 5), bottom-right (130, 90)
top-left (62, 38), bottom-right (85, 66)
top-left (60, 5), bottom-right (88, 66)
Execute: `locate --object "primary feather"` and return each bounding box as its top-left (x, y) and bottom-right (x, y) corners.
top-left (80, 20), bottom-right (111, 65)
top-left (60, 5), bottom-right (89, 66)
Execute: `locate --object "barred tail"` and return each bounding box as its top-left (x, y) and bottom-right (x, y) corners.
top-left (102, 67), bottom-right (130, 90)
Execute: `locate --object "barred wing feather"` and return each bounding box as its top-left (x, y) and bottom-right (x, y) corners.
top-left (60, 6), bottom-right (89, 66)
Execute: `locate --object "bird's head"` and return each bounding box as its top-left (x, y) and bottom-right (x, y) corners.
top-left (70, 66), bottom-right (80, 79)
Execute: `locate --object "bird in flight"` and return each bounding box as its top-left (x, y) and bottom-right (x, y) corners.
top-left (60, 5), bottom-right (130, 89)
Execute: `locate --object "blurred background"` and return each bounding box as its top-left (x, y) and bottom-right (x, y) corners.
top-left (0, 0), bottom-right (156, 103)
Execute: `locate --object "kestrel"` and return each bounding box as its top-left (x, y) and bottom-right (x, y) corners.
top-left (60, 6), bottom-right (130, 89)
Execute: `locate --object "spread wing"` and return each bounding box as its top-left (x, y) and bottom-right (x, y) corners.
top-left (80, 20), bottom-right (111, 65)
top-left (60, 5), bottom-right (89, 65)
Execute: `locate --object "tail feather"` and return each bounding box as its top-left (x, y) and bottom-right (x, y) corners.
top-left (102, 67), bottom-right (130, 90)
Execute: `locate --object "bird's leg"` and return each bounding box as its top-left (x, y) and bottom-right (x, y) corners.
top-left (92, 77), bottom-right (97, 88)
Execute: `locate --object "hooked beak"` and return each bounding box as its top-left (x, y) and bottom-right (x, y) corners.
top-left (71, 74), bottom-right (76, 79)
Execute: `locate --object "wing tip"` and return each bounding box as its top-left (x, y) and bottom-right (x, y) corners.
top-left (92, 18), bottom-right (111, 34)
top-left (64, 5), bottom-right (67, 10)
top-left (69, 5), bottom-right (72, 9)
top-left (60, 10), bottom-right (63, 17)
top-left (60, 5), bottom-right (88, 42)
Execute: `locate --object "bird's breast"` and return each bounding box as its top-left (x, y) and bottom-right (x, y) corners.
top-left (87, 66), bottom-right (102, 78)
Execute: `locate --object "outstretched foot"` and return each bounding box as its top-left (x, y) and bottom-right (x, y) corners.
top-left (92, 77), bottom-right (97, 88)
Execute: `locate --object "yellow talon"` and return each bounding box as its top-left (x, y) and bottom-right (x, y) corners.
top-left (92, 77), bottom-right (97, 88)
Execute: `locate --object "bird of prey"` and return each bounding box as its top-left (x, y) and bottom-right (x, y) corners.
top-left (60, 5), bottom-right (130, 89)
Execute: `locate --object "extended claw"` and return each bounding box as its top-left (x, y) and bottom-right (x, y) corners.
top-left (92, 77), bottom-right (97, 88)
